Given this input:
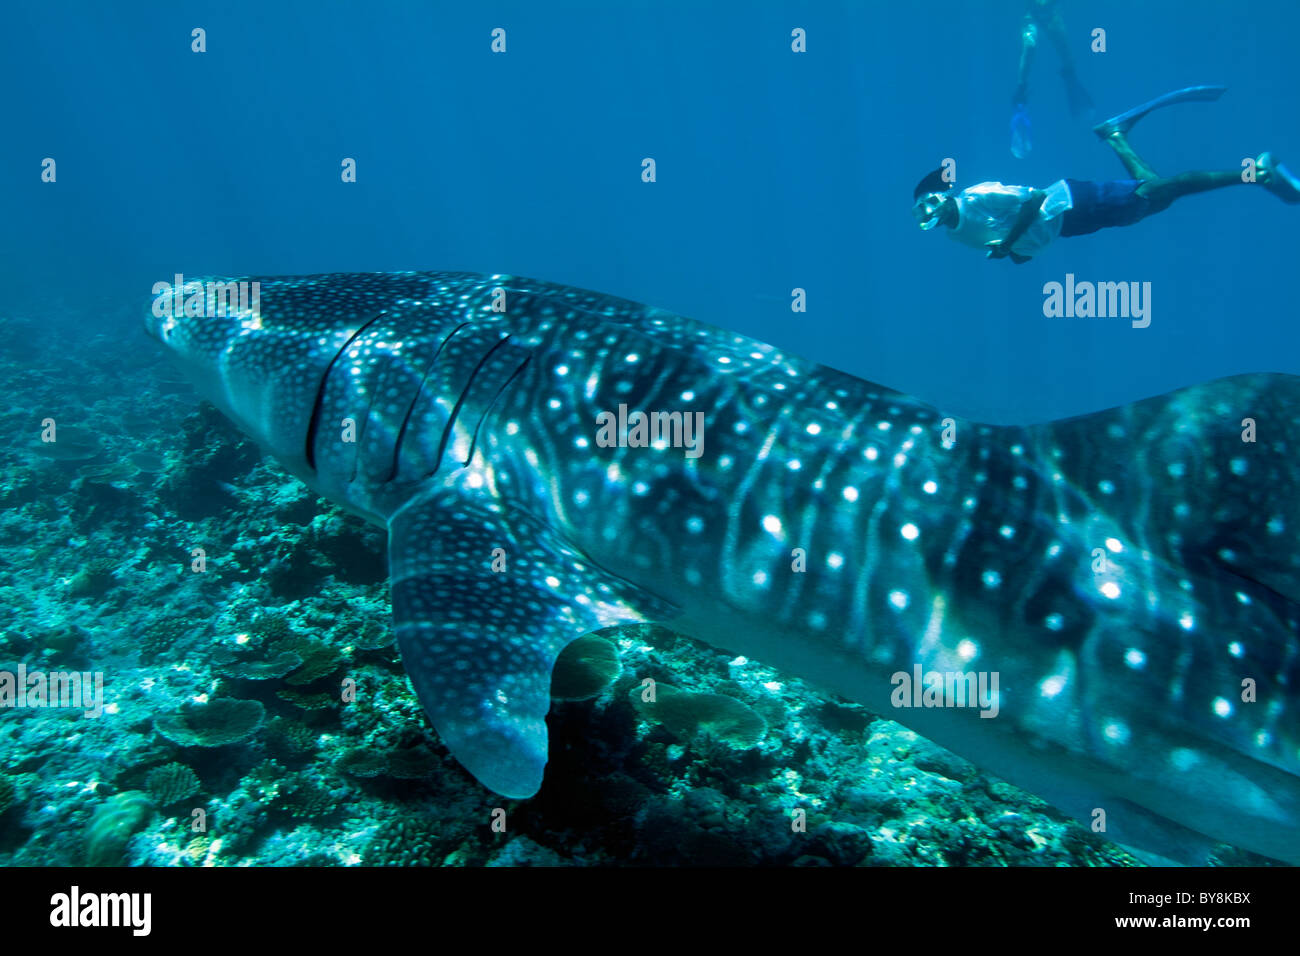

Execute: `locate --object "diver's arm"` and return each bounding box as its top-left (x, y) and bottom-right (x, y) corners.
top-left (988, 189), bottom-right (1047, 259)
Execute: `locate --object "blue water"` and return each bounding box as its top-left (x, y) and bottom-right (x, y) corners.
top-left (5, 0), bottom-right (1297, 423)
top-left (3, 0), bottom-right (1298, 871)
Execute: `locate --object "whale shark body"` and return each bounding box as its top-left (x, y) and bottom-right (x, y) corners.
top-left (146, 271), bottom-right (1300, 865)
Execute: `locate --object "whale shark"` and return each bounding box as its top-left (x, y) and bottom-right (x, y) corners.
top-left (145, 271), bottom-right (1300, 865)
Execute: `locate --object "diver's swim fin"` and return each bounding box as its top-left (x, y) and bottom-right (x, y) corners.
top-left (1258, 152), bottom-right (1300, 204)
top-left (1010, 102), bottom-right (1032, 159)
top-left (1092, 85), bottom-right (1227, 139)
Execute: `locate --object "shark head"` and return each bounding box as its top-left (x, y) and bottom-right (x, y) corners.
top-left (144, 273), bottom-right (489, 510)
top-left (145, 271), bottom-right (676, 798)
top-left (146, 274), bottom-right (350, 481)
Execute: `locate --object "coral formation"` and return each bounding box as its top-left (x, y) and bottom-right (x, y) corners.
top-left (367, 819), bottom-right (445, 866)
top-left (31, 425), bottom-right (101, 463)
top-left (335, 745), bottom-right (438, 780)
top-left (86, 791), bottom-right (154, 866)
top-left (276, 688), bottom-right (337, 710)
top-left (265, 716), bottom-right (319, 759)
top-left (281, 637), bottom-right (344, 686)
top-left (144, 762), bottom-right (201, 807)
top-left (248, 611), bottom-right (292, 644)
top-left (335, 748), bottom-right (386, 778)
top-left (215, 647), bottom-right (303, 680)
top-left (280, 777), bottom-right (334, 820)
top-left (139, 616), bottom-right (191, 661)
top-left (155, 698), bottom-right (265, 747)
top-left (551, 634), bottom-right (622, 701)
top-left (66, 556), bottom-right (117, 598)
top-left (631, 682), bottom-right (767, 748)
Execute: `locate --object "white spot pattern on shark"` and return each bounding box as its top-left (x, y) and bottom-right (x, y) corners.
top-left (146, 271), bottom-right (1300, 864)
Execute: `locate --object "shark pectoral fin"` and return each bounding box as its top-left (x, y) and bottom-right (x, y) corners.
top-left (387, 489), bottom-right (677, 798)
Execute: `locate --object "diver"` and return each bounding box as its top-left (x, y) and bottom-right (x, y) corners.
top-left (914, 86), bottom-right (1300, 264)
top-left (1011, 0), bottom-right (1094, 158)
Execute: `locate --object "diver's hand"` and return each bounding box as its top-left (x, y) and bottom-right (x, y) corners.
top-left (986, 241), bottom-right (1031, 264)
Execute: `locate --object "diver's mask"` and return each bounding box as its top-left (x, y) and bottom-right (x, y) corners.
top-left (912, 191), bottom-right (950, 231)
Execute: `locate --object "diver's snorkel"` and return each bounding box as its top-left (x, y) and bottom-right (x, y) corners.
top-left (912, 166), bottom-right (955, 231)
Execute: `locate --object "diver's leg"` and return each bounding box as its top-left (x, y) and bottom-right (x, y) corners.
top-left (1102, 131), bottom-right (1160, 181)
top-left (1044, 1), bottom-right (1073, 66)
top-left (1138, 171), bottom-right (1246, 212)
top-left (1043, 1), bottom-right (1094, 117)
top-left (1059, 65), bottom-right (1094, 118)
top-left (1014, 12), bottom-right (1036, 105)
top-left (1010, 9), bottom-right (1037, 157)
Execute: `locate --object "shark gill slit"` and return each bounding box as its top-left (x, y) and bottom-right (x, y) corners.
top-left (463, 352), bottom-right (532, 467)
top-left (386, 320), bottom-right (472, 483)
top-left (427, 333), bottom-right (516, 480)
top-left (349, 324), bottom-right (424, 484)
top-left (304, 310), bottom-right (390, 472)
